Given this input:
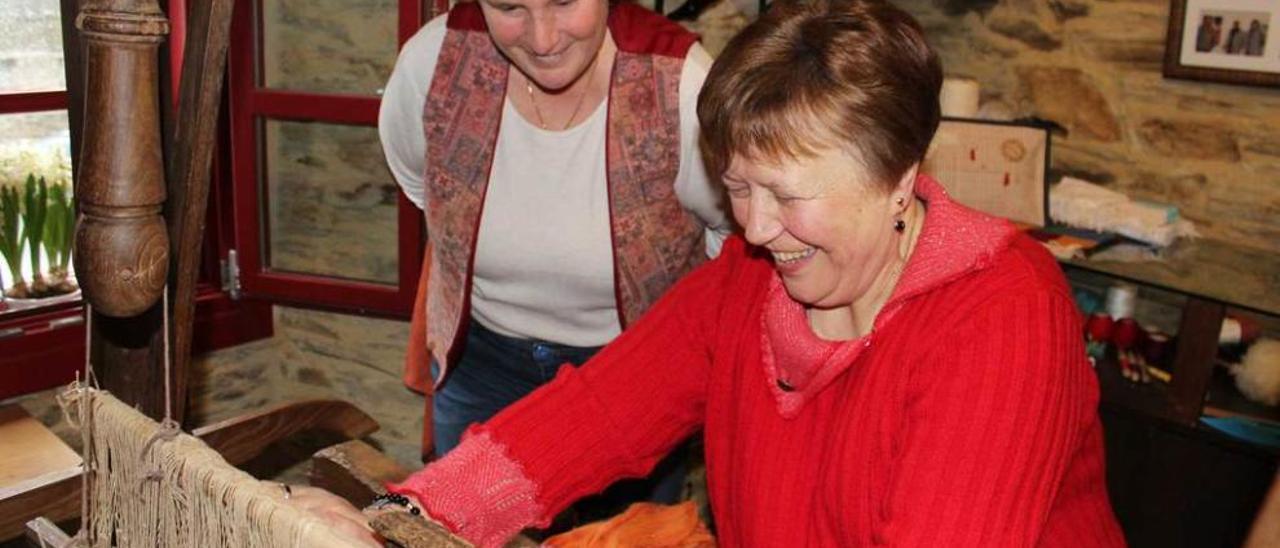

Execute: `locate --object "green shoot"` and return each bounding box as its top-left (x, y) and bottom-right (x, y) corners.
top-left (44, 180), bottom-right (74, 278)
top-left (0, 185), bottom-right (23, 290)
top-left (20, 174), bottom-right (48, 288)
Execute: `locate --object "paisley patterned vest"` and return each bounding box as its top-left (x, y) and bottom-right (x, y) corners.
top-left (417, 2), bottom-right (706, 382)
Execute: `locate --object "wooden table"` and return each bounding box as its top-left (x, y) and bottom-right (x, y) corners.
top-left (0, 404), bottom-right (82, 541)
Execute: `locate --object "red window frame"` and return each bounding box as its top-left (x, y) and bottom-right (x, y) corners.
top-left (0, 91), bottom-right (68, 114)
top-left (224, 0), bottom-right (442, 318)
top-left (0, 1), bottom-right (273, 400)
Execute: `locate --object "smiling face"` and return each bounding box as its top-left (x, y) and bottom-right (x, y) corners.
top-left (724, 147), bottom-right (914, 311)
top-left (479, 0), bottom-right (609, 92)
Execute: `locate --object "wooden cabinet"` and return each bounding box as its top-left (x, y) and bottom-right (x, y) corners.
top-left (1060, 238), bottom-right (1280, 547)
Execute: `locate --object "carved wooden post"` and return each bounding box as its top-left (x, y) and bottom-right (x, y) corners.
top-left (74, 0), bottom-right (169, 318)
top-left (73, 0), bottom-right (171, 419)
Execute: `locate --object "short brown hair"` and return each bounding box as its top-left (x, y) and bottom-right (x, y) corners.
top-left (697, 0), bottom-right (942, 191)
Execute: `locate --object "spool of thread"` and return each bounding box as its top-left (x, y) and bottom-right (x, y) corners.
top-left (940, 77), bottom-right (980, 118)
top-left (1073, 288), bottom-right (1103, 316)
top-left (1112, 318), bottom-right (1142, 381)
top-left (1105, 284), bottom-right (1138, 320)
top-left (1112, 318), bottom-right (1141, 350)
top-left (1220, 315), bottom-right (1262, 345)
top-left (1085, 313), bottom-right (1115, 342)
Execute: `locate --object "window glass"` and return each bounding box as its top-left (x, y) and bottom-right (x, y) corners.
top-left (260, 0), bottom-right (398, 95)
top-left (262, 119), bottom-right (398, 284)
top-left (0, 0), bottom-right (67, 94)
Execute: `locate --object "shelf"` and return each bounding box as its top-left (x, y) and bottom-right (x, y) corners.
top-left (1063, 238), bottom-right (1280, 317)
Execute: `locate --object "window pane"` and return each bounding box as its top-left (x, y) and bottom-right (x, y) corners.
top-left (262, 119), bottom-right (398, 284)
top-left (260, 0), bottom-right (398, 95)
top-left (0, 110), bottom-right (74, 303)
top-left (0, 0), bottom-right (67, 94)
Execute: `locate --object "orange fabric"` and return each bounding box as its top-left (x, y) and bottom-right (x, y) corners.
top-left (403, 244), bottom-right (435, 460)
top-left (543, 502), bottom-right (715, 548)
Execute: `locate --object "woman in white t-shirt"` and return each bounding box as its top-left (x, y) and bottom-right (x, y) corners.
top-left (378, 0), bottom-right (728, 519)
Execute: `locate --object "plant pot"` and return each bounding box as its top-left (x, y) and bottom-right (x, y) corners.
top-left (0, 286), bottom-right (82, 315)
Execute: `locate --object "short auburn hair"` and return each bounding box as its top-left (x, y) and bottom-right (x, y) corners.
top-left (697, 0), bottom-right (942, 191)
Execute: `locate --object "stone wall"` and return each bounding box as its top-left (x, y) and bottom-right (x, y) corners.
top-left (187, 307), bottom-right (421, 467)
top-left (889, 0), bottom-right (1280, 253)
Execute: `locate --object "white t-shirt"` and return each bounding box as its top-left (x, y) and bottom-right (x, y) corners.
top-left (379, 14), bottom-right (729, 346)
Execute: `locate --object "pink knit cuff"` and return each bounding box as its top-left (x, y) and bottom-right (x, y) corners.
top-left (388, 430), bottom-right (544, 548)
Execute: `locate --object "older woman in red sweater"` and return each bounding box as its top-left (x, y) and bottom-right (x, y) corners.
top-left (299, 0), bottom-right (1125, 545)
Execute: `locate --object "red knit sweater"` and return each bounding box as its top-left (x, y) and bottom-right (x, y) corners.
top-left (393, 178), bottom-right (1126, 547)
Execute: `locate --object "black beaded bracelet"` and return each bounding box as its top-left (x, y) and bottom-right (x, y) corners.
top-left (370, 492), bottom-right (422, 516)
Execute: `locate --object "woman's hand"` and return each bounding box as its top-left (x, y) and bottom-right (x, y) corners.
top-left (279, 484), bottom-right (382, 547)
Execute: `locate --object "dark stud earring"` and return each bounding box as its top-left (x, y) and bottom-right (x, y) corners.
top-left (894, 218), bottom-right (906, 233)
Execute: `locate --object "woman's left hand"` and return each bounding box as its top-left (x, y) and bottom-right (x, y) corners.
top-left (279, 484), bottom-right (382, 547)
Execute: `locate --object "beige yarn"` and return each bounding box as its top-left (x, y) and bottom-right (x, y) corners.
top-left (60, 387), bottom-right (358, 548)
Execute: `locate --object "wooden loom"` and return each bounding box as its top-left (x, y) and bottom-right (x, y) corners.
top-left (4, 0), bottom-right (466, 545)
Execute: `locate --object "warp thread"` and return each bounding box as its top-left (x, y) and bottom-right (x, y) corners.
top-left (58, 388), bottom-right (357, 548)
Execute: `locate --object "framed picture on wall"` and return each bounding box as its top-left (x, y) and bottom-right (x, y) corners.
top-left (1164, 0), bottom-right (1280, 87)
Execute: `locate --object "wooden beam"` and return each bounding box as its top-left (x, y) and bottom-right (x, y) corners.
top-left (192, 399), bottom-right (380, 467)
top-left (59, 0), bottom-right (85, 172)
top-left (87, 305), bottom-right (168, 420)
top-left (1167, 297), bottom-right (1226, 425)
top-left (310, 440), bottom-right (411, 508)
top-left (370, 511), bottom-right (472, 548)
top-left (24, 517), bottom-right (74, 548)
top-left (165, 0), bottom-right (237, 430)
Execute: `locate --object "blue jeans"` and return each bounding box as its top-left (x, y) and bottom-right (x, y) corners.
top-left (432, 320), bottom-right (687, 514)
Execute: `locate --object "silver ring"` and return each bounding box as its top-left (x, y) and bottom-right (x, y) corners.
top-left (280, 483), bottom-right (292, 500)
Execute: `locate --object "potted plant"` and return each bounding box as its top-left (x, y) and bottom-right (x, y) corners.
top-left (0, 174), bottom-right (77, 300)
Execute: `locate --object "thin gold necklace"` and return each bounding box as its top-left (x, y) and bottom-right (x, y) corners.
top-left (525, 54), bottom-right (598, 131)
